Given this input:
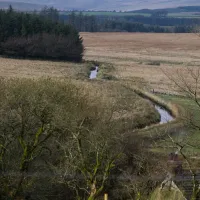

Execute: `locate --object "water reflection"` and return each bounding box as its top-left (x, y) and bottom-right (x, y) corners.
top-left (89, 66), bottom-right (98, 79)
top-left (155, 105), bottom-right (174, 124)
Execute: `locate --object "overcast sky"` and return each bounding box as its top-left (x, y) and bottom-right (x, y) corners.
top-left (0, 0), bottom-right (200, 10)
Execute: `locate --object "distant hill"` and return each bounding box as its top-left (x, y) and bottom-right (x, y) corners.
top-left (0, 1), bottom-right (44, 11)
top-left (0, 0), bottom-right (200, 11)
top-left (129, 6), bottom-right (200, 14)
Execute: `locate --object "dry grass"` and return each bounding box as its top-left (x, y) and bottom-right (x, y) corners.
top-left (0, 57), bottom-right (88, 78)
top-left (76, 80), bottom-right (160, 129)
top-left (1, 33), bottom-right (199, 199)
top-left (1, 33), bottom-right (200, 95)
top-left (81, 33), bottom-right (200, 94)
top-left (1, 33), bottom-right (198, 129)
top-left (0, 55), bottom-right (160, 129)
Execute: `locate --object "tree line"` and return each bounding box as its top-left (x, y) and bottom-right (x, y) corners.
top-left (0, 6), bottom-right (84, 62)
top-left (62, 11), bottom-right (199, 33)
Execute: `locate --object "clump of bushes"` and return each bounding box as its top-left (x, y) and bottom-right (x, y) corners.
top-left (147, 61), bottom-right (161, 66)
top-left (0, 78), bottom-right (163, 200)
top-left (0, 78), bottom-right (124, 200)
top-left (1, 33), bottom-right (83, 62)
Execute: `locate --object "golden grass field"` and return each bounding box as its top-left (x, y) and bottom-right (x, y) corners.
top-left (0, 58), bottom-right (88, 78)
top-left (0, 51), bottom-right (160, 130)
top-left (0, 32), bottom-right (200, 117)
top-left (81, 33), bottom-right (200, 93)
top-left (1, 33), bottom-right (200, 95)
top-left (1, 34), bottom-right (200, 180)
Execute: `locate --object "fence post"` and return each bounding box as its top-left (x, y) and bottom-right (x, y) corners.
top-left (104, 193), bottom-right (108, 200)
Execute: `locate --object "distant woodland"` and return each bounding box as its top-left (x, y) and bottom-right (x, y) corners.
top-left (0, 5), bottom-right (199, 62)
top-left (64, 11), bottom-right (199, 33)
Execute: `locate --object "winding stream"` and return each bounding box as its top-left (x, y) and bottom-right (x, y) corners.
top-left (89, 67), bottom-right (174, 125)
top-left (154, 105), bottom-right (174, 124)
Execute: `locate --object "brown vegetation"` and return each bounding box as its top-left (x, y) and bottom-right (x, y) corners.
top-left (0, 78), bottom-right (164, 200)
top-left (0, 57), bottom-right (87, 78)
top-left (1, 32), bottom-right (199, 199)
top-left (81, 33), bottom-right (200, 94)
top-left (1, 33), bottom-right (200, 96)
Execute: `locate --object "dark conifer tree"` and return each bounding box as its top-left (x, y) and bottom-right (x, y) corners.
top-left (0, 8), bottom-right (84, 62)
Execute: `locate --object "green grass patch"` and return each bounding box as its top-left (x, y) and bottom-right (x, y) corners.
top-left (151, 94), bottom-right (200, 154)
top-left (133, 88), bottom-right (179, 119)
top-left (168, 12), bottom-right (200, 18)
top-left (158, 94), bottom-right (200, 129)
top-left (60, 11), bottom-right (150, 17)
top-left (60, 11), bottom-right (200, 18)
top-left (61, 11), bottom-right (200, 18)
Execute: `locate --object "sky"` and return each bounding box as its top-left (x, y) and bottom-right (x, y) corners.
top-left (0, 0), bottom-right (200, 11)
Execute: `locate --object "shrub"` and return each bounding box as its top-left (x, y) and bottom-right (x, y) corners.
top-left (0, 78), bottom-right (124, 200)
top-left (147, 61), bottom-right (161, 66)
top-left (1, 33), bottom-right (84, 62)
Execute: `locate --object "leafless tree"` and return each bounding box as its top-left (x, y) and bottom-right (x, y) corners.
top-left (162, 65), bottom-right (200, 200)
top-left (52, 103), bottom-right (126, 200)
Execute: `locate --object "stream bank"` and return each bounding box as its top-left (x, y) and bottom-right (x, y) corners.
top-left (89, 68), bottom-right (177, 125)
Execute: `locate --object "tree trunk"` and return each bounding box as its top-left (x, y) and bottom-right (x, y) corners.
top-left (88, 182), bottom-right (97, 200)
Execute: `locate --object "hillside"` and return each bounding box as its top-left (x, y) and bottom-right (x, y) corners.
top-left (0, 0), bottom-right (200, 11)
top-left (130, 6), bottom-right (200, 14)
top-left (0, 1), bottom-right (44, 11)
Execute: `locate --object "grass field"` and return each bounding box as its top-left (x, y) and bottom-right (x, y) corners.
top-left (61, 11), bottom-right (151, 17)
top-left (0, 57), bottom-right (90, 78)
top-left (149, 93), bottom-right (200, 160)
top-left (81, 32), bottom-right (200, 157)
top-left (61, 11), bottom-right (200, 18)
top-left (169, 12), bottom-right (200, 18)
top-left (81, 33), bottom-right (200, 94)
top-left (1, 33), bottom-right (200, 127)
top-left (1, 33), bottom-right (200, 129)
top-left (159, 94), bottom-right (200, 140)
top-left (1, 33), bottom-right (200, 95)
top-left (0, 57), bottom-right (160, 131)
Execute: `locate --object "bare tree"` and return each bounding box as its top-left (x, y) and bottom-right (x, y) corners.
top-left (52, 104), bottom-right (125, 200)
top-left (162, 66), bottom-right (200, 200)
top-left (0, 78), bottom-right (108, 199)
top-left (166, 134), bottom-right (200, 200)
